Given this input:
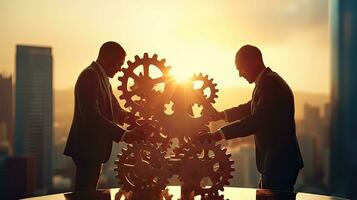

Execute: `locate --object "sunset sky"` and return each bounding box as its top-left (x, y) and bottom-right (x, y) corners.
top-left (0, 0), bottom-right (330, 94)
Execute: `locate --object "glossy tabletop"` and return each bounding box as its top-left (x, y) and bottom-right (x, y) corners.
top-left (23, 186), bottom-right (348, 200)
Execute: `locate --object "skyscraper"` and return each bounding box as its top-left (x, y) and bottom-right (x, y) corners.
top-left (330, 0), bottom-right (357, 199)
top-left (0, 74), bottom-right (13, 145)
top-left (15, 45), bottom-right (53, 192)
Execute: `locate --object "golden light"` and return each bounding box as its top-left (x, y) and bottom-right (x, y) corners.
top-left (169, 67), bottom-right (192, 83)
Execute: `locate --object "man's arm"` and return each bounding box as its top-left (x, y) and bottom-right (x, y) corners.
top-left (221, 78), bottom-right (276, 140)
top-left (77, 70), bottom-right (125, 142)
top-left (111, 93), bottom-right (128, 125)
top-left (224, 100), bottom-right (252, 122)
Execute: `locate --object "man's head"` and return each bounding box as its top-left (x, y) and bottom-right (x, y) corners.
top-left (96, 41), bottom-right (126, 78)
top-left (235, 45), bottom-right (265, 84)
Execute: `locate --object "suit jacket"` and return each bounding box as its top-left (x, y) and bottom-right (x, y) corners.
top-left (221, 67), bottom-right (304, 174)
top-left (64, 62), bottom-right (127, 163)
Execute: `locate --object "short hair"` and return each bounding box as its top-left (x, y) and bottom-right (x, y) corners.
top-left (98, 41), bottom-right (126, 58)
top-left (236, 45), bottom-right (263, 65)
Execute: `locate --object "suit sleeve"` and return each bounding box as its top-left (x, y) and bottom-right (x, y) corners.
top-left (76, 70), bottom-right (125, 142)
top-left (221, 77), bottom-right (277, 140)
top-left (111, 92), bottom-right (128, 125)
top-left (224, 100), bottom-right (252, 122)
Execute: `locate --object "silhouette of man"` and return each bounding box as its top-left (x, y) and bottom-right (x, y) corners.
top-left (197, 45), bottom-right (304, 191)
top-left (64, 41), bottom-right (146, 191)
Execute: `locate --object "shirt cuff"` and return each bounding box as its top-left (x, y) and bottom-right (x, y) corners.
top-left (121, 131), bottom-right (127, 141)
top-left (219, 129), bottom-right (226, 140)
top-left (223, 111), bottom-right (228, 122)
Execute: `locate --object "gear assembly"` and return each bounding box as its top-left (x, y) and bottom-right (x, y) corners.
top-left (114, 53), bottom-right (235, 200)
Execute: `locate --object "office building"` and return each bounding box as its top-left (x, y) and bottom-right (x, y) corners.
top-left (15, 45), bottom-right (53, 192)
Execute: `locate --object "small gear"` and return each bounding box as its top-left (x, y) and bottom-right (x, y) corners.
top-left (178, 141), bottom-right (234, 199)
top-left (201, 190), bottom-right (225, 200)
top-left (136, 118), bottom-right (171, 150)
top-left (152, 82), bottom-right (213, 145)
top-left (190, 73), bottom-right (219, 103)
top-left (114, 142), bottom-right (171, 192)
top-left (118, 53), bottom-right (172, 118)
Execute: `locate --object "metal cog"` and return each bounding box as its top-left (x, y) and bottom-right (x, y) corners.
top-left (114, 142), bottom-right (172, 192)
top-left (118, 53), bottom-right (172, 118)
top-left (190, 73), bottom-right (219, 103)
top-left (152, 82), bottom-right (213, 146)
top-left (136, 118), bottom-right (171, 150)
top-left (178, 141), bottom-right (234, 199)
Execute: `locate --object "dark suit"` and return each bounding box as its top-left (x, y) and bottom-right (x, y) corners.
top-left (221, 67), bottom-right (303, 191)
top-left (64, 62), bottom-right (127, 191)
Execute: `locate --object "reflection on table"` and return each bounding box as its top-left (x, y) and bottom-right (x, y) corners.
top-left (23, 186), bottom-right (348, 200)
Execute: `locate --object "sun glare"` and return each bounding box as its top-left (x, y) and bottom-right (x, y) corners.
top-left (169, 68), bottom-right (192, 83)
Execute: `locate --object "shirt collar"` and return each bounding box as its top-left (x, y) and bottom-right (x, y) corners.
top-left (95, 61), bottom-right (109, 79)
top-left (254, 68), bottom-right (265, 85)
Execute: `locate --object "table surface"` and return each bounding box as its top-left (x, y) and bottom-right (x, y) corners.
top-left (23, 186), bottom-right (348, 200)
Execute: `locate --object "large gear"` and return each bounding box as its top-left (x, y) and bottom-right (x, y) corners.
top-left (114, 142), bottom-right (171, 192)
top-left (178, 141), bottom-right (234, 199)
top-left (118, 53), bottom-right (172, 118)
top-left (190, 73), bottom-right (219, 103)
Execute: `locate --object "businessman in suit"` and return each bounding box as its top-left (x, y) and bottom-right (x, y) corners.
top-left (197, 45), bottom-right (304, 191)
top-left (64, 41), bottom-right (146, 191)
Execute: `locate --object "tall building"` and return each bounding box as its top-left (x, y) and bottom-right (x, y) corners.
top-left (230, 145), bottom-right (258, 187)
top-left (0, 74), bottom-right (13, 145)
top-left (330, 0), bottom-right (357, 199)
top-left (15, 45), bottom-right (53, 192)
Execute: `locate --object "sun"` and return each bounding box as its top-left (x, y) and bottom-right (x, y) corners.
top-left (169, 67), bottom-right (192, 83)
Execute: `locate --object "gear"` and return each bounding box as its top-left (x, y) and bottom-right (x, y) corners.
top-left (152, 82), bottom-right (213, 145)
top-left (114, 142), bottom-right (171, 192)
top-left (201, 190), bottom-right (225, 200)
top-left (190, 73), bottom-right (219, 103)
top-left (136, 119), bottom-right (171, 150)
top-left (118, 53), bottom-right (172, 118)
top-left (178, 141), bottom-right (234, 199)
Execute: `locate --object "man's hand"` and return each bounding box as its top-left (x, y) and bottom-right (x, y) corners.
top-left (122, 127), bottom-right (147, 143)
top-left (124, 112), bottom-right (138, 125)
top-left (208, 106), bottom-right (225, 122)
top-left (195, 131), bottom-right (224, 143)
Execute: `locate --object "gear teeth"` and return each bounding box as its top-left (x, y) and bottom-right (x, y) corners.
top-left (199, 72), bottom-right (203, 77)
top-left (160, 58), bottom-right (166, 65)
top-left (121, 68), bottom-right (128, 73)
top-left (134, 55), bottom-right (140, 61)
top-left (152, 54), bottom-right (158, 60)
top-left (144, 52), bottom-right (149, 58)
top-left (127, 61), bottom-right (133, 66)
